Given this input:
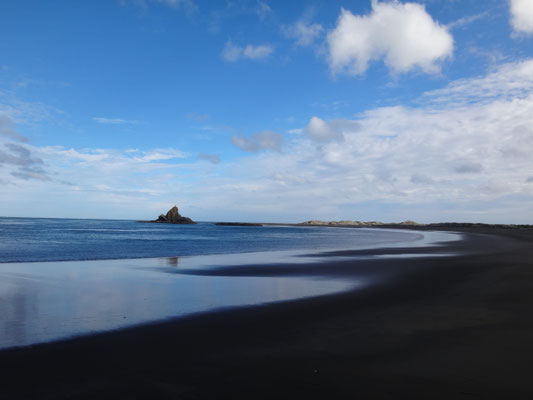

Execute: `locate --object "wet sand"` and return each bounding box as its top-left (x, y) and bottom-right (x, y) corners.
top-left (1, 227), bottom-right (533, 399)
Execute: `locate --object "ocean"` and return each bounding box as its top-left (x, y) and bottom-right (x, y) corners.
top-left (0, 217), bottom-right (460, 349)
top-left (0, 217), bottom-right (428, 263)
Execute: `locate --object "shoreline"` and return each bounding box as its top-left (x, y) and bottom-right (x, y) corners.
top-left (0, 225), bottom-right (450, 264)
top-left (1, 227), bottom-right (533, 398)
top-left (0, 228), bottom-right (457, 349)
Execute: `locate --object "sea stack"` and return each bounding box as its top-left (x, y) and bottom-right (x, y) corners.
top-left (153, 206), bottom-right (196, 224)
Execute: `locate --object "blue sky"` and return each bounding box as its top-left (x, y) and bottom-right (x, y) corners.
top-left (1, 0), bottom-right (533, 223)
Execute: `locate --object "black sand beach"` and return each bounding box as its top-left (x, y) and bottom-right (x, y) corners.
top-left (1, 227), bottom-right (533, 399)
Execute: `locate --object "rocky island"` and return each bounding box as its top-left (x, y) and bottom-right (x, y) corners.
top-left (143, 206), bottom-right (196, 224)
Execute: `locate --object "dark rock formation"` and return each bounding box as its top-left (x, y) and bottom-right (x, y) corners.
top-left (151, 206), bottom-right (196, 224)
top-left (215, 222), bottom-right (263, 227)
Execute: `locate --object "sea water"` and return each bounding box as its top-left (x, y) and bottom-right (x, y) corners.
top-left (0, 217), bottom-right (430, 263)
top-left (0, 217), bottom-right (460, 349)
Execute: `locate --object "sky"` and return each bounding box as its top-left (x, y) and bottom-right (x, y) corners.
top-left (1, 0), bottom-right (533, 223)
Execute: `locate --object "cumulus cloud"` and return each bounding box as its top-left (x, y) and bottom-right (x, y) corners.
top-left (231, 130), bottom-right (283, 152)
top-left (93, 117), bottom-right (139, 124)
top-left (327, 1), bottom-right (453, 75)
top-left (196, 58), bottom-right (533, 222)
top-left (198, 153), bottom-right (221, 164)
top-left (304, 117), bottom-right (343, 142)
top-left (5, 59), bottom-right (533, 223)
top-left (304, 117), bottom-right (361, 142)
top-left (283, 19), bottom-right (324, 47)
top-left (510, 0), bottom-right (533, 35)
top-left (222, 41), bottom-right (274, 62)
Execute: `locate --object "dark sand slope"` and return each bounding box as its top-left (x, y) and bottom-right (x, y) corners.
top-left (1, 228), bottom-right (533, 399)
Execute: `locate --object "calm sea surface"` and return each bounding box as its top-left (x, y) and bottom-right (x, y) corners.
top-left (0, 217), bottom-right (460, 349)
top-left (0, 217), bottom-right (429, 263)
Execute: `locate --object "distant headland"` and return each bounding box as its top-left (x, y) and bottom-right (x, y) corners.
top-left (298, 220), bottom-right (533, 229)
top-left (137, 207), bottom-right (532, 229)
top-left (299, 220), bottom-right (419, 227)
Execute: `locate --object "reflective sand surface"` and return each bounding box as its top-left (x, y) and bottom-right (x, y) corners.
top-left (0, 229), bottom-right (460, 349)
top-left (0, 255), bottom-right (355, 349)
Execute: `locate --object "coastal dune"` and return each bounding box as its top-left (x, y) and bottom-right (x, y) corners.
top-left (1, 227), bottom-right (533, 399)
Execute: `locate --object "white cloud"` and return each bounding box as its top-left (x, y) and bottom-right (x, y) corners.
top-left (134, 149), bottom-right (186, 162)
top-left (195, 58), bottom-right (533, 222)
top-left (304, 117), bottom-right (361, 142)
top-left (422, 59), bottom-right (533, 105)
top-left (221, 42), bottom-right (242, 62)
top-left (0, 143), bottom-right (201, 219)
top-left (35, 147), bottom-right (185, 165)
top-left (304, 117), bottom-right (343, 142)
top-left (1, 143), bottom-right (191, 195)
top-left (283, 20), bottom-right (324, 47)
top-left (93, 117), bottom-right (139, 125)
top-left (327, 1), bottom-right (453, 75)
top-left (244, 44), bottom-right (273, 59)
top-left (222, 41), bottom-right (274, 62)
top-left (510, 0), bottom-right (533, 35)
top-left (4, 60), bottom-right (533, 223)
top-left (231, 130), bottom-right (283, 152)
